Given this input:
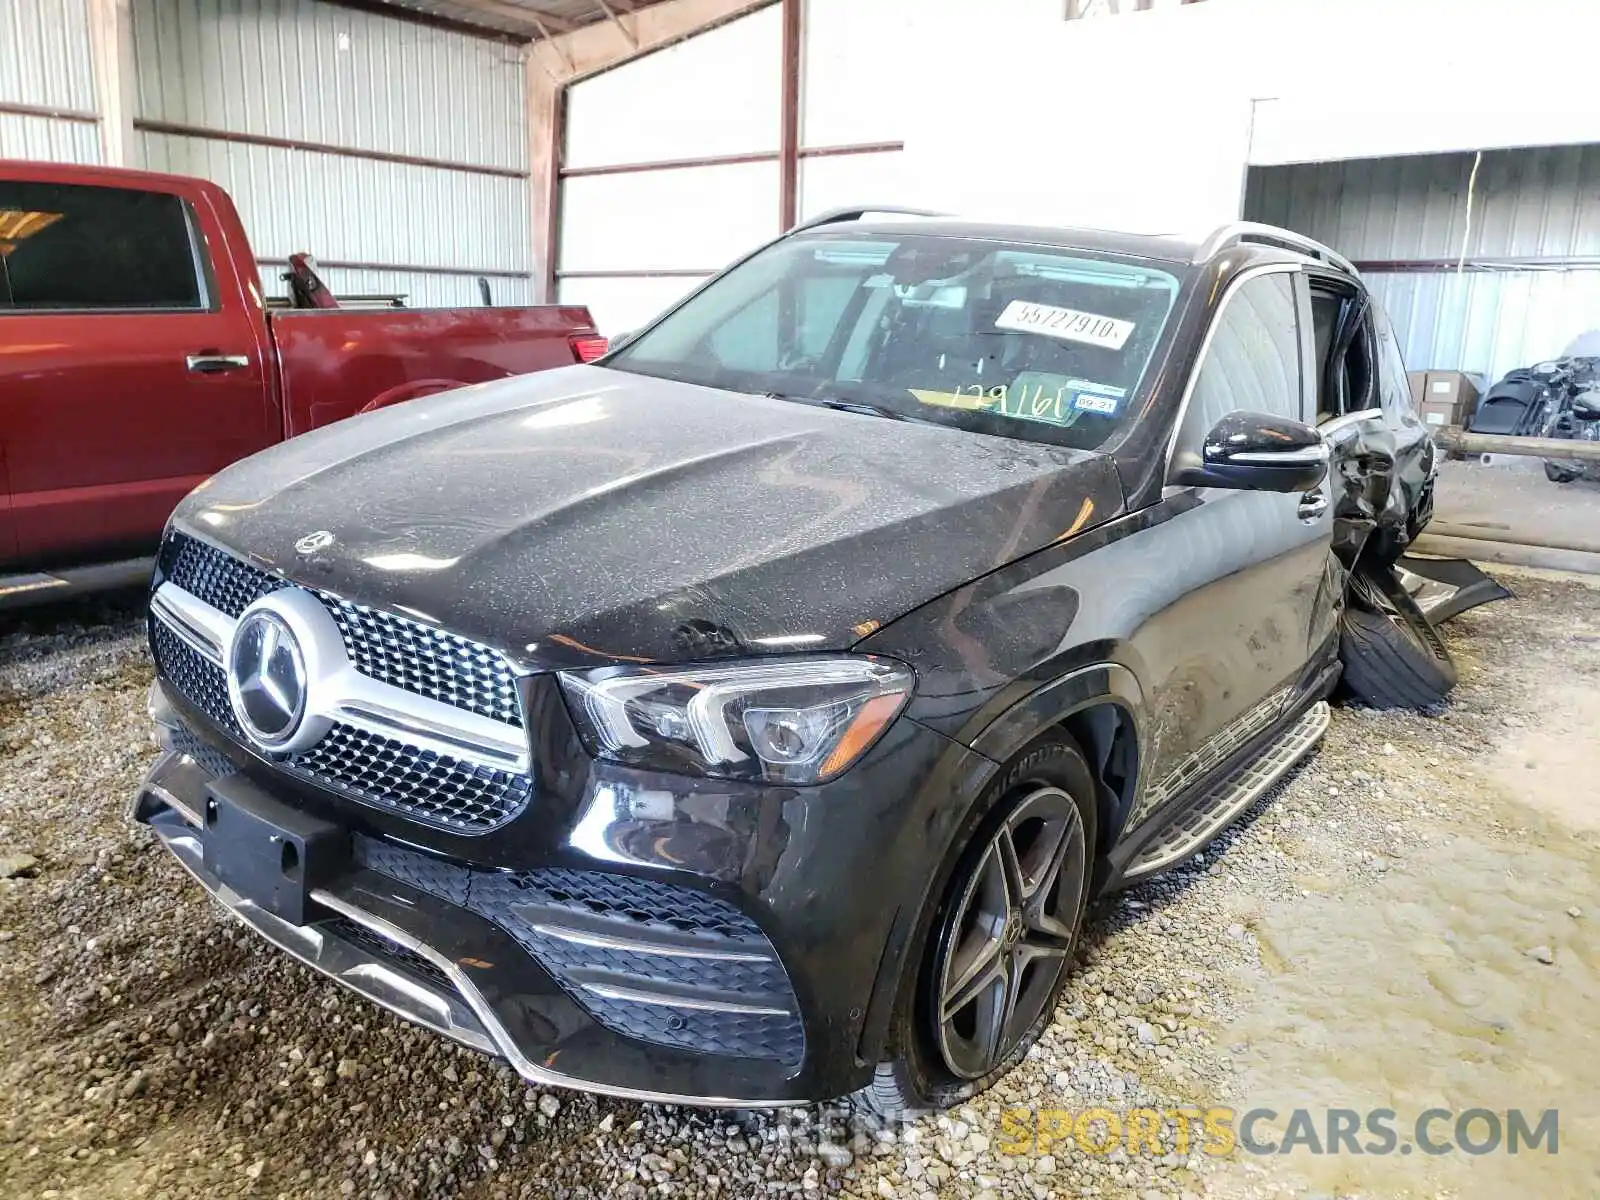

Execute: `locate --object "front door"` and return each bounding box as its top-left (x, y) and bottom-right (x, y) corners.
top-left (1127, 267), bottom-right (1335, 821)
top-left (0, 175), bottom-right (272, 567)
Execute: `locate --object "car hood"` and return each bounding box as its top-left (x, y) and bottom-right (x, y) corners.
top-left (174, 365), bottom-right (1125, 669)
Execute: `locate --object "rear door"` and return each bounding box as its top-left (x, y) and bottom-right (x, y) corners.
top-left (0, 174), bottom-right (273, 567)
top-left (1304, 272), bottom-right (1420, 566)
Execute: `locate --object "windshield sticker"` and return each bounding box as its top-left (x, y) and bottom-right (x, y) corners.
top-left (994, 300), bottom-right (1136, 351)
top-left (908, 373), bottom-right (1124, 428)
top-left (1074, 392), bottom-right (1119, 415)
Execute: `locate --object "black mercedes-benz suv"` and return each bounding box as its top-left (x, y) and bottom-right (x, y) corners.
top-left (132, 210), bottom-right (1485, 1111)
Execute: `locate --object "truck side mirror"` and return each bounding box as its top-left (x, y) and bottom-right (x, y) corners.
top-left (1175, 410), bottom-right (1329, 493)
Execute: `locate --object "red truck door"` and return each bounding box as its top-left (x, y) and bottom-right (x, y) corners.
top-left (0, 170), bottom-right (275, 567)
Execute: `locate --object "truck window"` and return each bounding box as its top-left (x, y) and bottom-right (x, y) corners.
top-left (0, 181), bottom-right (205, 312)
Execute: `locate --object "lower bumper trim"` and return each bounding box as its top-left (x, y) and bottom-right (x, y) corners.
top-left (138, 775), bottom-right (799, 1108)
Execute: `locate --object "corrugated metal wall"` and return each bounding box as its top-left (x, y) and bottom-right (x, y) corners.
top-left (0, 0), bottom-right (102, 163)
top-left (133, 0), bottom-right (531, 307)
top-left (1246, 147), bottom-right (1600, 382)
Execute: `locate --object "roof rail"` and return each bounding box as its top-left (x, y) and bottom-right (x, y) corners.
top-left (1195, 221), bottom-right (1357, 275)
top-left (787, 205), bottom-right (948, 235)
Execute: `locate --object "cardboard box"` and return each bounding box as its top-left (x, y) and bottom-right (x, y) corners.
top-left (1417, 371), bottom-right (1482, 428)
top-left (1407, 371), bottom-right (1429, 410)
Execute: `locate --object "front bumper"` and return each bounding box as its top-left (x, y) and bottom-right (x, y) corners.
top-left (133, 680), bottom-right (982, 1106)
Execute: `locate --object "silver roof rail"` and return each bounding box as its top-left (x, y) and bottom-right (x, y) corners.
top-left (1195, 221), bottom-right (1357, 275)
top-left (787, 205), bottom-right (948, 235)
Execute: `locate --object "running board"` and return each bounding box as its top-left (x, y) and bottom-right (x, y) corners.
top-left (1125, 700), bottom-right (1331, 880)
top-left (0, 556), bottom-right (153, 609)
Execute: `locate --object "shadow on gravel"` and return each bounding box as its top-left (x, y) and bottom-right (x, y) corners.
top-left (0, 587), bottom-right (148, 675)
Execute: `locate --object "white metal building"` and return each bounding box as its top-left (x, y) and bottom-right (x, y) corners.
top-left (8, 0), bottom-right (1600, 377)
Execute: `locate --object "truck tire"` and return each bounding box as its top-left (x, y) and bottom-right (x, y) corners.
top-left (1339, 572), bottom-right (1456, 710)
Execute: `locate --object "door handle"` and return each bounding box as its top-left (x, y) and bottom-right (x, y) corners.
top-left (186, 353), bottom-right (250, 374)
top-left (1297, 492), bottom-right (1330, 523)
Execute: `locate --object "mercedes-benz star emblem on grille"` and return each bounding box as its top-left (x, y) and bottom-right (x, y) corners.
top-left (227, 606), bottom-right (308, 751)
top-left (295, 529), bottom-right (335, 555)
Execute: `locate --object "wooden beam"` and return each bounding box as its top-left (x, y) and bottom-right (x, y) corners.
top-left (529, 14), bottom-right (578, 71)
top-left (527, 51), bottom-right (563, 303)
top-left (1435, 427), bottom-right (1600, 464)
top-left (464, 0), bottom-right (576, 33)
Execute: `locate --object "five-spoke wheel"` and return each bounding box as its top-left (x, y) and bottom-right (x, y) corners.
top-left (933, 785), bottom-right (1088, 1080)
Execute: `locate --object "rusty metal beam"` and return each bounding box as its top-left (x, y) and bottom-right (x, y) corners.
top-left (133, 118), bottom-right (526, 179)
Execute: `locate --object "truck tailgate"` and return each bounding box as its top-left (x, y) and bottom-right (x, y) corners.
top-left (269, 305), bottom-right (598, 436)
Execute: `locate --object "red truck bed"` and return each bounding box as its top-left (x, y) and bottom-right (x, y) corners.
top-left (0, 159), bottom-right (601, 604)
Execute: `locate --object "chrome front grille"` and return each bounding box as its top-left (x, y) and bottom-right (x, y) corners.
top-left (321, 596), bottom-right (523, 727)
top-left (150, 530), bottom-right (533, 834)
top-left (163, 531), bottom-right (286, 618)
top-left (150, 615), bottom-right (237, 733)
top-left (288, 723), bottom-right (532, 830)
top-left (159, 532), bottom-right (523, 729)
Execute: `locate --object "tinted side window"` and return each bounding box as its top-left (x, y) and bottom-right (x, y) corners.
top-left (0, 181), bottom-right (203, 311)
top-left (1181, 272), bottom-right (1301, 447)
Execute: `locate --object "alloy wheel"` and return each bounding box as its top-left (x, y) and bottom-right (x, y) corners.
top-left (932, 786), bottom-right (1088, 1080)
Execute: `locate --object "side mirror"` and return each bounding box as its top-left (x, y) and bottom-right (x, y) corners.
top-left (1175, 410), bottom-right (1329, 493)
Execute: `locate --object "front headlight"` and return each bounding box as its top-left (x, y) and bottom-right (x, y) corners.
top-left (558, 656), bottom-right (915, 784)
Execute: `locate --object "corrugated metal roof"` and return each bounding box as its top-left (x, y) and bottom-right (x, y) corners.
top-left (362, 0), bottom-right (681, 40)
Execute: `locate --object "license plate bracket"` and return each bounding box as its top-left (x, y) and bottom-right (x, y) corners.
top-left (201, 777), bottom-right (349, 926)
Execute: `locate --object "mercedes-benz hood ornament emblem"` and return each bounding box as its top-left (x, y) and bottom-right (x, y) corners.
top-left (295, 530), bottom-right (335, 555)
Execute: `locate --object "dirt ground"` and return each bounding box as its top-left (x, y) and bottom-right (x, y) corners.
top-left (1, 569), bottom-right (1597, 1200)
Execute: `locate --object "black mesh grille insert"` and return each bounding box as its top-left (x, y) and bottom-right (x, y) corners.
top-left (149, 616), bottom-right (238, 735)
top-left (168, 721), bottom-right (241, 780)
top-left (160, 532), bottom-right (285, 618)
top-left (353, 836), bottom-right (806, 1065)
top-left (318, 915), bottom-right (454, 993)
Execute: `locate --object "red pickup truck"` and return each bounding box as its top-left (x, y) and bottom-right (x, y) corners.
top-left (0, 160), bottom-right (604, 607)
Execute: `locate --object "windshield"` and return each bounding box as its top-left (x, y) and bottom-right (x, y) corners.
top-left (605, 231), bottom-right (1184, 451)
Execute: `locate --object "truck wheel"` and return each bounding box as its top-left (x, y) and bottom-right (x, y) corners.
top-left (855, 736), bottom-right (1096, 1116)
top-left (1545, 461), bottom-right (1578, 484)
top-left (1339, 571), bottom-right (1456, 710)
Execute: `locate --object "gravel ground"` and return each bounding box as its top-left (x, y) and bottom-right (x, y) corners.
top-left (1, 570), bottom-right (1596, 1200)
